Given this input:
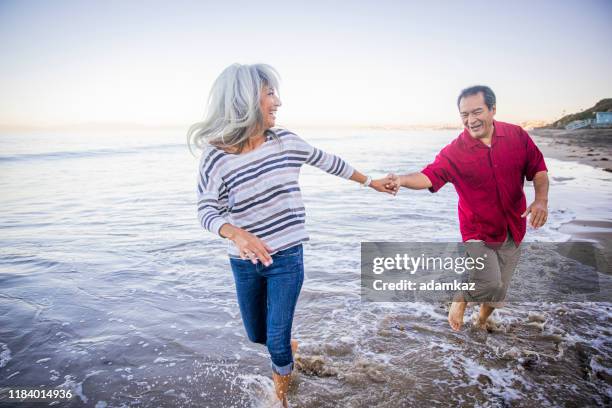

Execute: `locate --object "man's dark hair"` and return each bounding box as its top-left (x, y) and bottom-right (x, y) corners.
top-left (457, 85), bottom-right (496, 111)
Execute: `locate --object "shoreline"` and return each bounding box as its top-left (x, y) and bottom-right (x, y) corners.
top-left (558, 220), bottom-right (612, 275)
top-left (531, 128), bottom-right (612, 275)
top-left (530, 127), bottom-right (612, 171)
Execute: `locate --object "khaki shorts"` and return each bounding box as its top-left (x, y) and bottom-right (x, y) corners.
top-left (461, 232), bottom-right (521, 308)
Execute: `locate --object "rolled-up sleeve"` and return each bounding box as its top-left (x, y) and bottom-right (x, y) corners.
top-left (197, 149), bottom-right (229, 237)
top-left (523, 129), bottom-right (547, 181)
top-left (421, 150), bottom-right (454, 193)
top-left (294, 135), bottom-right (355, 179)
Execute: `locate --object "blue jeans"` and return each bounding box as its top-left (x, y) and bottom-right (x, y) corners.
top-left (229, 244), bottom-right (304, 375)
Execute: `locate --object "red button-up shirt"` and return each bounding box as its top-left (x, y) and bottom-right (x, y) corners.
top-left (421, 120), bottom-right (547, 245)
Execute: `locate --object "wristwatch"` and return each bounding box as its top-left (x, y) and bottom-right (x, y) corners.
top-left (362, 175), bottom-right (372, 187)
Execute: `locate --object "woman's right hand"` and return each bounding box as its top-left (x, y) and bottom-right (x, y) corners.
top-left (220, 224), bottom-right (273, 266)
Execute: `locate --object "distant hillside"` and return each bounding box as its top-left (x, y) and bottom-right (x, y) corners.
top-left (549, 98), bottom-right (612, 128)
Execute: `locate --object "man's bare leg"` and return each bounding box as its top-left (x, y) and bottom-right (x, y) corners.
top-left (448, 301), bottom-right (467, 331)
top-left (476, 304), bottom-right (495, 328)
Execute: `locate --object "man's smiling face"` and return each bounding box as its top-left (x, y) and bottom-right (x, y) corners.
top-left (459, 92), bottom-right (496, 139)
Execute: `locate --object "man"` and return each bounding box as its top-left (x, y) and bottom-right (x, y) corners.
top-left (387, 85), bottom-right (549, 331)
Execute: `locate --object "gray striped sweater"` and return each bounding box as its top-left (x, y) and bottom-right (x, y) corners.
top-left (197, 128), bottom-right (355, 256)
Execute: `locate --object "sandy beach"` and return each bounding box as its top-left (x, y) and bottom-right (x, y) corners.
top-left (531, 128), bottom-right (612, 172)
top-left (531, 128), bottom-right (612, 275)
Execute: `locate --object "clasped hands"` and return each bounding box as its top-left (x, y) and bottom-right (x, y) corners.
top-left (369, 173), bottom-right (401, 195)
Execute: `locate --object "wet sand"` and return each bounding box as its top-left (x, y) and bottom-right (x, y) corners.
top-left (531, 128), bottom-right (612, 171)
top-left (558, 220), bottom-right (612, 275)
top-left (531, 128), bottom-right (612, 274)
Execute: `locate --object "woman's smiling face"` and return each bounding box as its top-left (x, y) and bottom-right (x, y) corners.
top-left (260, 85), bottom-right (282, 129)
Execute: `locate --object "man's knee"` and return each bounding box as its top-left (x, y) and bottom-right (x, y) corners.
top-left (468, 279), bottom-right (504, 302)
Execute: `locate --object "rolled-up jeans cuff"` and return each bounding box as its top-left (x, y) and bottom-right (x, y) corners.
top-left (271, 360), bottom-right (293, 376)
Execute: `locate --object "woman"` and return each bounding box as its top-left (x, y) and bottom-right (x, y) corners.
top-left (187, 63), bottom-right (394, 406)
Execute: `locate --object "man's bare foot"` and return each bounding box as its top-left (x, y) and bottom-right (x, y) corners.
top-left (474, 316), bottom-right (499, 333)
top-left (448, 301), bottom-right (467, 331)
top-left (474, 316), bottom-right (488, 330)
top-left (478, 304), bottom-right (495, 326)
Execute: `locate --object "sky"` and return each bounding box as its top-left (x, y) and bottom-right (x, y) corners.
top-left (1, 0), bottom-right (611, 129)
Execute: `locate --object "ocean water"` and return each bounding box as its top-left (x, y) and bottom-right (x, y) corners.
top-left (0, 128), bottom-right (610, 407)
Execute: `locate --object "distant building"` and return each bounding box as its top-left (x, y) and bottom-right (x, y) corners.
top-left (593, 112), bottom-right (612, 127)
top-left (565, 112), bottom-right (612, 129)
top-left (565, 119), bottom-right (593, 130)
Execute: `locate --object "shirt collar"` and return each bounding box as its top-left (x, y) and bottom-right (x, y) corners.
top-left (461, 120), bottom-right (504, 149)
top-left (493, 120), bottom-right (506, 137)
top-left (265, 129), bottom-right (275, 141)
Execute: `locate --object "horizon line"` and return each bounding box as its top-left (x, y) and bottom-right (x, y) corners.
top-left (0, 119), bottom-right (554, 133)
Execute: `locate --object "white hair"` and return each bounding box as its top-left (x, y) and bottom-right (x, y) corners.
top-left (187, 63), bottom-right (281, 156)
